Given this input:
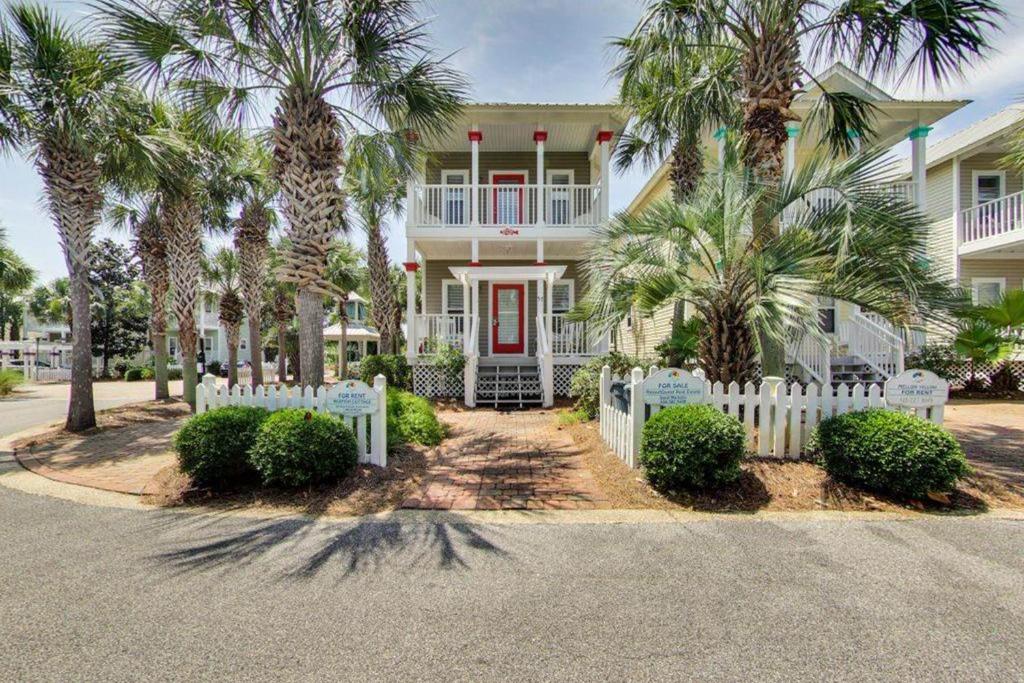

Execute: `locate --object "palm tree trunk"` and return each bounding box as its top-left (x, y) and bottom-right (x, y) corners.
top-left (668, 137), bottom-right (705, 204)
top-left (248, 323), bottom-right (263, 385)
top-left (235, 204), bottom-right (269, 389)
top-left (163, 197), bottom-right (203, 410)
top-left (66, 267), bottom-right (96, 431)
top-left (295, 288), bottom-right (324, 388)
top-left (366, 223), bottom-right (397, 353)
top-left (226, 324), bottom-right (240, 389)
top-left (698, 300), bottom-right (758, 385)
top-left (277, 323), bottom-right (287, 381)
top-left (152, 332), bottom-right (169, 399)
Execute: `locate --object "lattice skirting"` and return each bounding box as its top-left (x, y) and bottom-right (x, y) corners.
top-left (412, 365), bottom-right (464, 399)
top-left (942, 360), bottom-right (1024, 389)
top-left (553, 364), bottom-right (583, 397)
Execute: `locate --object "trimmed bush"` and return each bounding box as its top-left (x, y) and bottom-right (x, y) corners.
top-left (173, 406), bottom-right (269, 487)
top-left (570, 352), bottom-right (648, 419)
top-left (140, 367), bottom-right (155, 380)
top-left (809, 409), bottom-right (970, 499)
top-left (640, 404), bottom-right (745, 491)
top-left (249, 409), bottom-right (358, 487)
top-left (360, 354), bottom-right (410, 390)
top-left (0, 369), bottom-right (23, 397)
top-left (124, 367), bottom-right (144, 382)
top-left (386, 388), bottom-right (444, 452)
top-left (167, 368), bottom-right (183, 381)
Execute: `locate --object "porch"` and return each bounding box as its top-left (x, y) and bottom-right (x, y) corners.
top-left (959, 189), bottom-right (1024, 257)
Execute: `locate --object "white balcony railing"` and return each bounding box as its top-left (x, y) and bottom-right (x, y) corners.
top-left (787, 332), bottom-right (831, 385)
top-left (414, 314), bottom-right (464, 354)
top-left (839, 312), bottom-right (904, 379)
top-left (548, 314), bottom-right (607, 356)
top-left (961, 189), bottom-right (1024, 247)
top-left (409, 183), bottom-right (603, 228)
top-left (781, 182), bottom-right (917, 227)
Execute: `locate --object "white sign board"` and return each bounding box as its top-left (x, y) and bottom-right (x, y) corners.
top-left (642, 368), bottom-right (706, 406)
top-left (326, 380), bottom-right (379, 416)
top-left (884, 369), bottom-right (948, 408)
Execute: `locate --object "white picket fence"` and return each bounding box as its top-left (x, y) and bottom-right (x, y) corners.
top-left (195, 374), bottom-right (388, 467)
top-left (599, 366), bottom-right (945, 467)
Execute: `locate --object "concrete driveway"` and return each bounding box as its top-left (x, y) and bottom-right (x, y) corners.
top-left (0, 380), bottom-right (184, 437)
top-left (0, 478), bottom-right (1022, 681)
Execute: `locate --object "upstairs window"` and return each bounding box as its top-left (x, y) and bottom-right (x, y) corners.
top-left (547, 170), bottom-right (573, 225)
top-left (973, 171), bottom-right (1004, 206)
top-left (442, 170), bottom-right (467, 225)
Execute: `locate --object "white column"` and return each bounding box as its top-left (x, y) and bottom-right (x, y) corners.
top-left (536, 239), bottom-right (544, 265)
top-left (597, 131), bottom-right (612, 222)
top-left (910, 125), bottom-right (930, 212)
top-left (462, 277), bottom-right (471, 352)
top-left (470, 238), bottom-right (480, 266)
top-left (536, 278), bottom-right (545, 350)
top-left (469, 128), bottom-right (481, 225)
top-left (535, 130), bottom-right (546, 227)
top-left (404, 257), bottom-right (417, 363)
top-left (545, 273), bottom-right (554, 347)
top-left (952, 155), bottom-right (961, 282)
top-left (471, 281), bottom-right (480, 356)
top-left (784, 124), bottom-right (798, 182)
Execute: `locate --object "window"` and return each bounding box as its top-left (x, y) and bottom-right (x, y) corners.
top-left (441, 279), bottom-right (466, 342)
top-left (973, 171), bottom-right (1005, 206)
top-left (168, 337), bottom-right (178, 358)
top-left (551, 280), bottom-right (574, 314)
top-left (972, 278), bottom-right (1005, 305)
top-left (367, 341), bottom-right (378, 356)
top-left (204, 337), bottom-right (213, 352)
top-left (818, 297), bottom-right (836, 334)
top-left (240, 338), bottom-right (247, 350)
top-left (204, 299), bottom-right (212, 314)
top-left (547, 170), bottom-right (574, 225)
top-left (442, 170), bottom-right (468, 225)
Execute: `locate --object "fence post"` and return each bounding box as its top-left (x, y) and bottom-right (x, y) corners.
top-left (629, 367), bottom-right (645, 468)
top-left (198, 373), bottom-right (217, 414)
top-left (373, 374), bottom-right (388, 468)
top-left (599, 365), bottom-right (610, 443)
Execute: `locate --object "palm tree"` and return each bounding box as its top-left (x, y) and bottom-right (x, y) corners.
top-left (100, 0), bottom-right (467, 389)
top-left (0, 225), bottom-right (34, 341)
top-left (233, 142), bottom-right (278, 389)
top-left (110, 197), bottom-right (172, 399)
top-left (28, 278), bottom-right (72, 332)
top-left (0, 4), bottom-right (165, 430)
top-left (202, 247), bottom-right (244, 388)
top-left (577, 149), bottom-right (963, 384)
top-left (620, 0), bottom-right (1002, 375)
top-left (324, 241), bottom-right (365, 379)
top-left (954, 319), bottom-right (1007, 391)
top-left (975, 289), bottom-right (1024, 392)
top-left (343, 133), bottom-right (411, 355)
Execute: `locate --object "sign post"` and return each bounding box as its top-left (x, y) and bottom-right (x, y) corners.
top-left (884, 369), bottom-right (948, 423)
top-left (326, 377), bottom-right (387, 466)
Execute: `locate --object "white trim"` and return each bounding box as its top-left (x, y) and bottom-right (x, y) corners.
top-left (441, 169), bottom-right (469, 184)
top-left (972, 170), bottom-right (1005, 206)
top-left (487, 280), bottom-right (530, 357)
top-left (971, 277), bottom-right (1006, 304)
top-left (449, 264), bottom-right (566, 281)
top-left (545, 169), bottom-right (574, 184)
top-left (441, 278), bottom-right (465, 315)
top-left (551, 278), bottom-right (574, 313)
top-left (952, 155), bottom-right (961, 282)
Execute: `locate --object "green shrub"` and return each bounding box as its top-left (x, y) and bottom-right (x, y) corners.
top-left (640, 404), bottom-right (745, 491)
top-left (173, 406), bottom-right (269, 487)
top-left (167, 368), bottom-right (183, 381)
top-left (114, 360), bottom-right (130, 378)
top-left (809, 409), bottom-right (970, 499)
top-left (432, 342), bottom-right (465, 390)
top-left (124, 367), bottom-right (144, 382)
top-left (0, 369), bottom-right (23, 397)
top-left (360, 354), bottom-right (410, 390)
top-left (906, 344), bottom-right (962, 383)
top-left (570, 352), bottom-right (648, 419)
top-left (139, 367), bottom-right (155, 380)
top-left (206, 360), bottom-right (223, 377)
top-left (249, 409), bottom-right (358, 487)
top-left (386, 388), bottom-right (445, 452)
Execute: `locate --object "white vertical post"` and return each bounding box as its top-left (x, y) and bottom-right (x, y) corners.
top-left (629, 367), bottom-right (645, 468)
top-left (910, 125), bottom-right (930, 212)
top-left (535, 130), bottom-right (546, 227)
top-left (198, 373), bottom-right (216, 414)
top-left (404, 259), bottom-right (417, 363)
top-left (784, 124), bottom-right (799, 181)
top-left (952, 155), bottom-right (961, 282)
top-left (462, 276), bottom-right (471, 352)
top-left (469, 128), bottom-right (481, 225)
top-left (471, 280), bottom-right (480, 356)
top-left (536, 277), bottom-right (545, 347)
top-left (373, 374), bottom-right (387, 467)
top-left (597, 130), bottom-right (612, 222)
top-left (545, 273), bottom-right (554, 348)
top-left (536, 239), bottom-right (544, 265)
top-left (470, 238), bottom-right (480, 266)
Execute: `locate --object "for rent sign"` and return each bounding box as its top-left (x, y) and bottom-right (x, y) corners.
top-left (884, 369), bottom-right (949, 408)
top-left (642, 368), bottom-right (706, 406)
top-left (326, 380), bottom-right (380, 416)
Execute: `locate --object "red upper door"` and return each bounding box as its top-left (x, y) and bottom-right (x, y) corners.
top-left (492, 284), bottom-right (525, 354)
top-left (492, 173), bottom-right (526, 225)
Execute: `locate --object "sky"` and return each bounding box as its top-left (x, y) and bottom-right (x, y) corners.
top-left (3, 0), bottom-right (1024, 283)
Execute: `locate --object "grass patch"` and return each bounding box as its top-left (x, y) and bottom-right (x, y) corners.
top-left (556, 408), bottom-right (590, 426)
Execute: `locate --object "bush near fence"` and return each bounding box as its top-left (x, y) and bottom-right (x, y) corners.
top-left (599, 366), bottom-right (946, 466)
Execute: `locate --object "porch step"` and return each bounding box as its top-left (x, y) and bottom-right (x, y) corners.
top-left (830, 356), bottom-right (885, 385)
top-left (476, 364), bottom-right (543, 409)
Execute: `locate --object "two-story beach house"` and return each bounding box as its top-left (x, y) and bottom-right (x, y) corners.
top-left (616, 65), bottom-right (966, 386)
top-left (402, 103), bottom-right (628, 407)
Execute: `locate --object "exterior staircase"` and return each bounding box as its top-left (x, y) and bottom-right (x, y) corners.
top-left (475, 362), bottom-right (543, 408)
top-left (828, 355), bottom-right (886, 385)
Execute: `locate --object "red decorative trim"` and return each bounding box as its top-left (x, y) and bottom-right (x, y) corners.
top-left (596, 130), bottom-right (614, 143)
top-left (402, 262), bottom-right (419, 272)
top-left (468, 261), bottom-right (482, 267)
top-left (468, 130), bottom-right (483, 142)
top-left (533, 131), bottom-right (548, 143)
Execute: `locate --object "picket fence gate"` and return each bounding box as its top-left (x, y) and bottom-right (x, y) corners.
top-left (599, 366), bottom-right (945, 467)
top-left (195, 374), bottom-right (388, 467)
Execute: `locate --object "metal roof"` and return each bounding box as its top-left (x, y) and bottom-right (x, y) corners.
top-left (892, 103), bottom-right (1024, 176)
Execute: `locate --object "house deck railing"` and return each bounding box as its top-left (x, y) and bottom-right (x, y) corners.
top-left (781, 182), bottom-right (917, 227)
top-left (548, 314), bottom-right (607, 356)
top-left (961, 189), bottom-right (1024, 247)
top-left (408, 183), bottom-right (603, 228)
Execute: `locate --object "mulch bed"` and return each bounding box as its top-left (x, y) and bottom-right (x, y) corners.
top-left (561, 418), bottom-right (1024, 514)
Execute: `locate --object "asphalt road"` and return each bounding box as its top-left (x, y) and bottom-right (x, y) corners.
top-left (0, 381), bottom-right (186, 437)
top-left (1, 481), bottom-right (1022, 681)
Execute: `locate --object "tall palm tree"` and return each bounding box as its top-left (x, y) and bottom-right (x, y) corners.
top-left (233, 142), bottom-right (278, 388)
top-left (202, 247), bottom-right (244, 388)
top-left (578, 149), bottom-right (963, 384)
top-left (0, 4), bottom-right (164, 430)
top-left (110, 197), bottom-right (172, 399)
top-left (0, 225), bottom-right (34, 341)
top-left (620, 0), bottom-right (1002, 376)
top-left (100, 0), bottom-right (467, 389)
top-left (343, 133), bottom-right (411, 355)
top-left (324, 240), bottom-right (365, 379)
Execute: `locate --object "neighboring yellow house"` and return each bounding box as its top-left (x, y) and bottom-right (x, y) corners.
top-left (615, 64), bottom-right (965, 385)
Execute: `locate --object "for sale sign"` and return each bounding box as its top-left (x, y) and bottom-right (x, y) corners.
top-left (642, 368), bottom-right (706, 406)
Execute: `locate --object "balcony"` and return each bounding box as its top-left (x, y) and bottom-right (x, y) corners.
top-left (407, 183), bottom-right (605, 232)
top-left (960, 190), bottom-right (1024, 256)
top-left (781, 182), bottom-right (917, 227)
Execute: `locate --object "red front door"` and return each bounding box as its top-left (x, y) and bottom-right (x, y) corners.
top-left (492, 173), bottom-right (525, 224)
top-left (492, 284), bottom-right (525, 354)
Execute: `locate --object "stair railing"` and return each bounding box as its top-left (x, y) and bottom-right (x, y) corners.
top-left (535, 313), bottom-right (554, 407)
top-left (840, 312), bottom-right (904, 379)
top-left (464, 315), bottom-right (480, 407)
top-left (788, 331), bottom-right (832, 385)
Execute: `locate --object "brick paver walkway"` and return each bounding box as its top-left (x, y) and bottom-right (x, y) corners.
top-left (402, 410), bottom-right (609, 510)
top-left (944, 400), bottom-right (1024, 494)
top-left (12, 402), bottom-right (187, 495)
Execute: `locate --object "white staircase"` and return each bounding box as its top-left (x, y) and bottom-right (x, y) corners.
top-left (789, 311), bottom-right (905, 386)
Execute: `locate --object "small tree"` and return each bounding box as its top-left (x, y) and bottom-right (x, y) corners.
top-left (90, 239), bottom-right (148, 377)
top-left (202, 248), bottom-right (244, 389)
top-left (953, 319), bottom-right (1008, 391)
